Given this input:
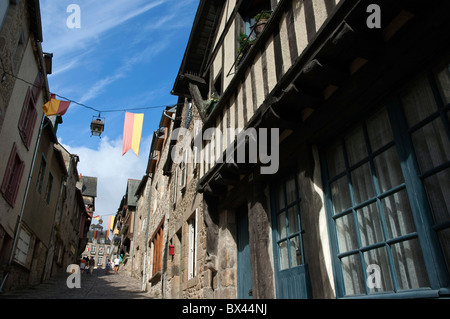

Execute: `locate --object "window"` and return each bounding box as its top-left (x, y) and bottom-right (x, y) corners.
top-left (273, 176), bottom-right (304, 270)
top-left (234, 0), bottom-right (272, 71)
top-left (152, 223), bottom-right (164, 275)
top-left (14, 227), bottom-right (31, 266)
top-left (18, 72), bottom-right (43, 148)
top-left (18, 88), bottom-right (37, 149)
top-left (172, 168), bottom-right (178, 205)
top-left (45, 172), bottom-right (54, 204)
top-left (213, 71), bottom-right (223, 97)
top-left (90, 245), bottom-right (96, 255)
top-left (36, 155), bottom-right (46, 193)
top-left (1, 143), bottom-right (25, 207)
top-left (55, 239), bottom-right (64, 265)
top-left (322, 62), bottom-right (450, 297)
top-left (188, 209), bottom-right (198, 280)
top-left (0, 0), bottom-right (9, 29)
top-left (185, 100), bottom-right (193, 129)
top-left (180, 149), bottom-right (188, 190)
top-left (239, 0), bottom-right (271, 41)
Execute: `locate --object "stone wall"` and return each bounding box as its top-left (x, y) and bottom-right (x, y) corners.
top-left (164, 99), bottom-right (209, 299)
top-left (0, 0), bottom-right (30, 133)
top-left (216, 208), bottom-right (237, 299)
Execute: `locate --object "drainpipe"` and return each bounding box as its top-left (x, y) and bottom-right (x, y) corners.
top-left (141, 174), bottom-right (153, 292)
top-left (161, 202), bottom-right (171, 298)
top-left (0, 114), bottom-right (46, 293)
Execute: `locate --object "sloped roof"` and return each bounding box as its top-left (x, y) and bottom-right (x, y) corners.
top-left (81, 176), bottom-right (97, 197)
top-left (126, 179), bottom-right (140, 207)
top-left (27, 0), bottom-right (43, 42)
top-left (172, 0), bottom-right (224, 97)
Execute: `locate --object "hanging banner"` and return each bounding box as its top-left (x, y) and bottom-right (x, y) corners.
top-left (108, 216), bottom-right (114, 231)
top-left (122, 112), bottom-right (144, 157)
top-left (42, 93), bottom-right (71, 116)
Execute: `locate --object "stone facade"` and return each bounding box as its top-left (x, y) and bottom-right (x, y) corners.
top-left (130, 175), bottom-right (151, 289)
top-left (0, 1), bottom-right (51, 293)
top-left (52, 144), bottom-right (89, 279)
top-left (115, 179), bottom-right (140, 274)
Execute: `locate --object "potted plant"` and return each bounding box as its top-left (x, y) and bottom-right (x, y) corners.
top-left (237, 32), bottom-right (255, 65)
top-left (254, 11), bottom-right (271, 36)
top-left (203, 92), bottom-right (219, 115)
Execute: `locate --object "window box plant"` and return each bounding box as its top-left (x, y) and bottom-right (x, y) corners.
top-left (202, 92), bottom-right (219, 116)
top-left (237, 32), bottom-right (255, 65)
top-left (254, 11), bottom-right (271, 36)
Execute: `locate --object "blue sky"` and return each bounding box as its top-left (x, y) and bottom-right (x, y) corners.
top-left (40, 0), bottom-right (199, 218)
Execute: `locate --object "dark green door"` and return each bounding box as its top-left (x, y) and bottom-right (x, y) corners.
top-left (272, 175), bottom-right (312, 299)
top-left (237, 206), bottom-right (252, 299)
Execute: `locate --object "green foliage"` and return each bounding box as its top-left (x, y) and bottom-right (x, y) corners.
top-left (254, 11), bottom-right (271, 21)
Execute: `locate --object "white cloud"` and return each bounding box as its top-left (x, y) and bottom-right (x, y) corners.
top-left (62, 134), bottom-right (152, 216)
top-left (41, 0), bottom-right (168, 59)
top-left (41, 0), bottom-right (186, 103)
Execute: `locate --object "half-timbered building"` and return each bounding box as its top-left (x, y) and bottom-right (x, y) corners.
top-left (170, 0), bottom-right (450, 299)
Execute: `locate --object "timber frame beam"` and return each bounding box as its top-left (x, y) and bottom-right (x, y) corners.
top-left (197, 0), bottom-right (450, 197)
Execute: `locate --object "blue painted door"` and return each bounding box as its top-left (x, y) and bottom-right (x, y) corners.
top-left (237, 206), bottom-right (253, 299)
top-left (272, 175), bottom-right (312, 299)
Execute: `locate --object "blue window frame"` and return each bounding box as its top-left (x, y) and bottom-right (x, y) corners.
top-left (272, 175), bottom-right (305, 270)
top-left (322, 58), bottom-right (450, 298)
top-left (271, 173), bottom-right (312, 299)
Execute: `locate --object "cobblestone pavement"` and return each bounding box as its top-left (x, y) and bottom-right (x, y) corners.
top-left (0, 268), bottom-right (154, 299)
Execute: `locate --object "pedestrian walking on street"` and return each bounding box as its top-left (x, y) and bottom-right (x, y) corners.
top-left (114, 256), bottom-right (120, 274)
top-left (80, 258), bottom-right (86, 274)
top-left (89, 256), bottom-right (95, 275)
top-left (105, 259), bottom-right (111, 274)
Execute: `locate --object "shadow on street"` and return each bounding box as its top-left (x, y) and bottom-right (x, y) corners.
top-left (0, 268), bottom-right (153, 299)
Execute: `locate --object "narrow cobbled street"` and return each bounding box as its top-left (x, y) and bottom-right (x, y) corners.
top-left (0, 269), bottom-right (154, 299)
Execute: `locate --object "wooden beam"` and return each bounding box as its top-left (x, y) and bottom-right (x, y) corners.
top-left (213, 171), bottom-right (240, 186)
top-left (181, 73), bottom-right (207, 85)
top-left (202, 182), bottom-right (227, 197)
top-left (382, 10), bottom-right (415, 41)
top-left (188, 82), bottom-right (207, 123)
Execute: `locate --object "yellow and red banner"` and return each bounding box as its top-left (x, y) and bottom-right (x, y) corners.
top-left (122, 112), bottom-right (144, 157)
top-left (108, 216), bottom-right (114, 231)
top-left (42, 94), bottom-right (71, 116)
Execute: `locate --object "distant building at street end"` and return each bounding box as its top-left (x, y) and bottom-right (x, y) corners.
top-left (81, 219), bottom-right (114, 269)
